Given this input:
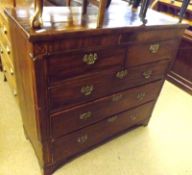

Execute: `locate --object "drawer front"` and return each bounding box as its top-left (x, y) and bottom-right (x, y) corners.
top-left (0, 22), bottom-right (8, 47)
top-left (51, 80), bottom-right (162, 138)
top-left (120, 28), bottom-right (184, 44)
top-left (0, 13), bottom-right (11, 43)
top-left (49, 60), bottom-right (169, 112)
top-left (52, 101), bottom-right (155, 162)
top-left (47, 47), bottom-right (126, 85)
top-left (0, 44), bottom-right (14, 73)
top-left (1, 57), bottom-right (17, 96)
top-left (34, 34), bottom-right (120, 55)
top-left (126, 40), bottom-right (179, 66)
top-left (0, 44), bottom-right (17, 96)
top-left (0, 41), bottom-right (13, 64)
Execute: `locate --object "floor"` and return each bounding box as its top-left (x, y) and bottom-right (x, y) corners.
top-left (0, 71), bottom-right (192, 175)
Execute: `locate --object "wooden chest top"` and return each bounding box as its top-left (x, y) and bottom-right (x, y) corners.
top-left (4, 5), bottom-right (187, 42)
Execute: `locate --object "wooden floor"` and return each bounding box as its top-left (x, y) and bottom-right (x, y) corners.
top-left (0, 71), bottom-right (192, 175)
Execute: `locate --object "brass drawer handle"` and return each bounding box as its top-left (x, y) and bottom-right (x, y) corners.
top-left (112, 94), bottom-right (123, 102)
top-left (83, 53), bottom-right (98, 65)
top-left (81, 85), bottom-right (94, 96)
top-left (13, 89), bottom-right (17, 96)
top-left (116, 69), bottom-right (128, 79)
top-left (80, 111), bottom-right (92, 120)
top-left (143, 70), bottom-right (152, 79)
top-left (149, 43), bottom-right (160, 54)
top-left (3, 68), bottom-right (7, 73)
top-left (77, 135), bottom-right (88, 144)
top-left (0, 48), bottom-right (3, 54)
top-left (137, 92), bottom-right (146, 101)
top-left (10, 68), bottom-right (14, 75)
top-left (107, 115), bottom-right (118, 123)
top-left (6, 46), bottom-right (11, 55)
top-left (3, 26), bottom-right (7, 34)
top-left (130, 114), bottom-right (137, 121)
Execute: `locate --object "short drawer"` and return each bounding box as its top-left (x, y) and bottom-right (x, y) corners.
top-left (47, 47), bottom-right (126, 84)
top-left (120, 28), bottom-right (184, 44)
top-left (49, 60), bottom-right (169, 112)
top-left (52, 101), bottom-right (155, 162)
top-left (126, 40), bottom-right (179, 66)
top-left (51, 80), bottom-right (162, 138)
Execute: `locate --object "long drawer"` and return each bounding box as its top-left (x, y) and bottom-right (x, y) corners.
top-left (51, 80), bottom-right (162, 138)
top-left (52, 101), bottom-right (155, 162)
top-left (47, 47), bottom-right (126, 85)
top-left (49, 60), bottom-right (169, 112)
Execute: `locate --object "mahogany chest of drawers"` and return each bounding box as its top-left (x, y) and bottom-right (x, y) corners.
top-left (5, 4), bottom-right (187, 175)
